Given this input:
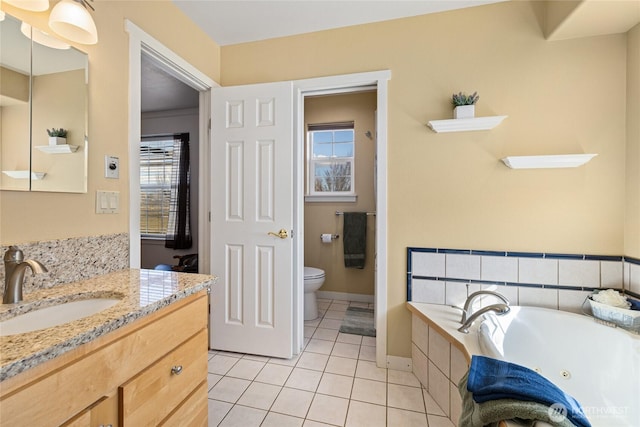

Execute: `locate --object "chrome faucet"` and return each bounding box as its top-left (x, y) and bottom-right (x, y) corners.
top-left (457, 303), bottom-right (510, 333)
top-left (457, 290), bottom-right (510, 333)
top-left (3, 246), bottom-right (48, 304)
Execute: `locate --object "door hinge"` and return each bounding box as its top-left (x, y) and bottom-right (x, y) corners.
top-left (208, 211), bottom-right (211, 222)
top-left (208, 118), bottom-right (211, 130)
top-left (291, 229), bottom-right (295, 239)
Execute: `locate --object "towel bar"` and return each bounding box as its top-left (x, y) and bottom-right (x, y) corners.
top-left (335, 211), bottom-right (376, 216)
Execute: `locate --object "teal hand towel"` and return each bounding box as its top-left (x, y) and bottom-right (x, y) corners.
top-left (343, 212), bottom-right (367, 269)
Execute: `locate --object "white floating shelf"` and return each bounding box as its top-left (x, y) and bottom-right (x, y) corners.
top-left (427, 115), bottom-right (507, 133)
top-left (501, 154), bottom-right (598, 169)
top-left (35, 144), bottom-right (79, 154)
top-left (3, 170), bottom-right (46, 180)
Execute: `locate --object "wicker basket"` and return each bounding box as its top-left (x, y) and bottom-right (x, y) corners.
top-left (588, 296), bottom-right (640, 333)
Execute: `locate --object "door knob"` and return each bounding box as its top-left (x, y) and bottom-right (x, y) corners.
top-left (268, 229), bottom-right (289, 239)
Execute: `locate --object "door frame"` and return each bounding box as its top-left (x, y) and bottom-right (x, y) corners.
top-left (125, 20), bottom-right (217, 272)
top-left (293, 70), bottom-right (391, 366)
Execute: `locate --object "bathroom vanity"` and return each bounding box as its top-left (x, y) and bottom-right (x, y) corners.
top-left (0, 269), bottom-right (214, 426)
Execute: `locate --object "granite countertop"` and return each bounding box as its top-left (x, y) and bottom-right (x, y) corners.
top-left (0, 269), bottom-right (216, 382)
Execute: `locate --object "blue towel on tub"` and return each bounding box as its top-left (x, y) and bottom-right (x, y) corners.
top-left (467, 356), bottom-right (591, 427)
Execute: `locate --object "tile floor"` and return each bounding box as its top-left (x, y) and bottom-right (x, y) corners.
top-left (207, 299), bottom-right (455, 427)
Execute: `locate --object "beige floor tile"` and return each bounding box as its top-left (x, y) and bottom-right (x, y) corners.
top-left (215, 350), bottom-right (244, 358)
top-left (329, 303), bottom-right (349, 312)
top-left (304, 326), bottom-right (317, 338)
top-left (268, 353), bottom-right (300, 367)
top-left (351, 378), bottom-right (387, 405)
top-left (284, 367), bottom-right (322, 392)
top-left (325, 356), bottom-right (357, 377)
top-left (208, 399), bottom-right (232, 426)
top-left (208, 377), bottom-right (251, 403)
top-left (302, 420), bottom-right (334, 427)
top-left (307, 394), bottom-right (349, 426)
top-left (332, 342), bottom-right (360, 359)
top-left (236, 382), bottom-right (281, 410)
top-left (358, 344), bottom-right (376, 361)
top-left (243, 354), bottom-right (271, 362)
top-left (305, 318), bottom-right (321, 327)
top-left (225, 359), bottom-right (266, 380)
top-left (208, 354), bottom-right (240, 375)
top-left (349, 302), bottom-right (370, 308)
top-left (388, 383), bottom-right (425, 412)
top-left (345, 400), bottom-right (386, 427)
top-left (427, 414), bottom-right (456, 427)
top-left (270, 387), bottom-right (314, 418)
top-left (208, 373), bottom-right (223, 390)
top-left (312, 328), bottom-right (339, 341)
top-left (260, 412), bottom-right (304, 427)
top-left (355, 360), bottom-right (387, 382)
top-left (304, 339), bottom-right (335, 356)
top-left (337, 332), bottom-right (362, 345)
top-left (323, 310), bottom-right (346, 320)
top-left (361, 336), bottom-right (376, 347)
top-left (317, 372), bottom-right (354, 398)
top-left (318, 318), bottom-right (343, 330)
top-left (387, 407), bottom-right (429, 426)
top-left (388, 369), bottom-right (421, 387)
top-left (218, 404), bottom-right (266, 427)
top-left (297, 351), bottom-right (329, 371)
top-left (254, 363), bottom-right (293, 386)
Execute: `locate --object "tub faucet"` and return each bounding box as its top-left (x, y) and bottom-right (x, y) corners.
top-left (460, 290), bottom-right (510, 324)
top-left (458, 303), bottom-right (510, 333)
top-left (3, 246), bottom-right (48, 304)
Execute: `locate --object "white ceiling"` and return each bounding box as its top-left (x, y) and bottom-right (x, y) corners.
top-left (172, 0), bottom-right (506, 46)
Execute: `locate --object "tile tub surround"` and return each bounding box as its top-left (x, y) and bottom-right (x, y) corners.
top-left (0, 269), bottom-right (215, 382)
top-left (408, 303), bottom-right (475, 426)
top-left (407, 247), bottom-right (640, 312)
top-left (0, 233), bottom-right (129, 297)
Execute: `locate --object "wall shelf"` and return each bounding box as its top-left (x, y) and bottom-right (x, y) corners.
top-left (3, 170), bottom-right (46, 180)
top-left (427, 115), bottom-right (507, 133)
top-left (35, 144), bottom-right (79, 154)
top-left (501, 154), bottom-right (598, 169)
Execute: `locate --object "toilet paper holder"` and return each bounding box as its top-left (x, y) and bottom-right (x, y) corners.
top-left (320, 234), bottom-right (339, 241)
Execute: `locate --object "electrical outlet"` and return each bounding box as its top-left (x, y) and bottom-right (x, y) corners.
top-left (105, 155), bottom-right (119, 179)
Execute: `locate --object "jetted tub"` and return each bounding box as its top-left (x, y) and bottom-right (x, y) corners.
top-left (478, 306), bottom-right (640, 427)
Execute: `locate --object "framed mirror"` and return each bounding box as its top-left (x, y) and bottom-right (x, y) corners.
top-left (0, 12), bottom-right (88, 193)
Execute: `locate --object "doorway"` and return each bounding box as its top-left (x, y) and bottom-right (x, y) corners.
top-left (303, 91), bottom-right (377, 313)
top-left (126, 20), bottom-right (216, 272)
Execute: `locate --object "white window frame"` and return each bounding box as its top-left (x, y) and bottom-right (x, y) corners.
top-left (306, 124), bottom-right (356, 202)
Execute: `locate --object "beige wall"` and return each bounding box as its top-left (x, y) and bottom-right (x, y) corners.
top-left (626, 23), bottom-right (640, 258)
top-left (221, 1), bottom-right (629, 357)
top-left (304, 92), bottom-right (377, 296)
top-left (0, 1), bottom-right (220, 244)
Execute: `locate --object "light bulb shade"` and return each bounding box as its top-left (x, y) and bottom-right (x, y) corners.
top-left (3, 0), bottom-right (50, 12)
top-left (48, 0), bottom-right (97, 45)
top-left (21, 22), bottom-right (71, 50)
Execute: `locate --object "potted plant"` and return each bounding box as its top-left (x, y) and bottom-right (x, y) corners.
top-left (47, 128), bottom-right (68, 146)
top-left (452, 91), bottom-right (479, 119)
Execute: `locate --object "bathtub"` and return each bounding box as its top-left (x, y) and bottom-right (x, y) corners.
top-left (478, 306), bottom-right (640, 427)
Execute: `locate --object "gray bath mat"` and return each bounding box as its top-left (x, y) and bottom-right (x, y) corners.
top-left (339, 307), bottom-right (376, 337)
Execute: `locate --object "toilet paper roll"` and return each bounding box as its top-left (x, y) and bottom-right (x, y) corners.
top-left (321, 234), bottom-right (333, 243)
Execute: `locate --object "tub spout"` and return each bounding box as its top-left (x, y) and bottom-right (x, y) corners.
top-left (457, 303), bottom-right (510, 333)
top-left (460, 290), bottom-right (510, 324)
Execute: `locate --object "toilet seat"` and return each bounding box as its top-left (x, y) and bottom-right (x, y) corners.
top-left (304, 267), bottom-right (325, 280)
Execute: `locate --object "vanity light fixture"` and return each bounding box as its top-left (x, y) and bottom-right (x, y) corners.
top-left (48, 0), bottom-right (97, 45)
top-left (0, 11), bottom-right (5, 21)
top-left (2, 0), bottom-right (50, 12)
top-left (21, 22), bottom-right (71, 50)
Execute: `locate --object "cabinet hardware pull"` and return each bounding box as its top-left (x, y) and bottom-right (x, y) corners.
top-left (171, 365), bottom-right (183, 375)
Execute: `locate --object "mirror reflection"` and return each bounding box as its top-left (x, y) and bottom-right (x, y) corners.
top-left (0, 12), bottom-right (88, 193)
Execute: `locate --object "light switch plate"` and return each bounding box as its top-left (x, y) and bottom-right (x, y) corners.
top-left (105, 155), bottom-right (119, 179)
top-left (96, 190), bottom-right (120, 214)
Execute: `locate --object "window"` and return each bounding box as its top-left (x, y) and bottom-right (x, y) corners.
top-left (307, 122), bottom-right (355, 199)
top-left (140, 136), bottom-right (174, 237)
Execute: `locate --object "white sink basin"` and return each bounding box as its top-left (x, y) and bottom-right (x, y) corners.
top-left (0, 298), bottom-right (121, 336)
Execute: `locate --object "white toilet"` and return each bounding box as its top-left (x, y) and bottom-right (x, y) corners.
top-left (304, 267), bottom-right (326, 321)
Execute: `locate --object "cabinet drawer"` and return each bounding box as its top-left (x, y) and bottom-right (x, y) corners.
top-left (160, 380), bottom-right (208, 426)
top-left (120, 328), bottom-right (208, 426)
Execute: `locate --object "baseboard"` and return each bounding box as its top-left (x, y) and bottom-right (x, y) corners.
top-left (386, 355), bottom-right (412, 372)
top-left (316, 291), bottom-right (374, 303)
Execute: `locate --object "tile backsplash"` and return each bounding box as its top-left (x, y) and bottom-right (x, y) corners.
top-left (1, 233), bottom-right (129, 297)
top-left (407, 247), bottom-right (640, 313)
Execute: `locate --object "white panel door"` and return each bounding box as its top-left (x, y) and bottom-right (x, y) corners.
top-left (210, 82), bottom-right (293, 358)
